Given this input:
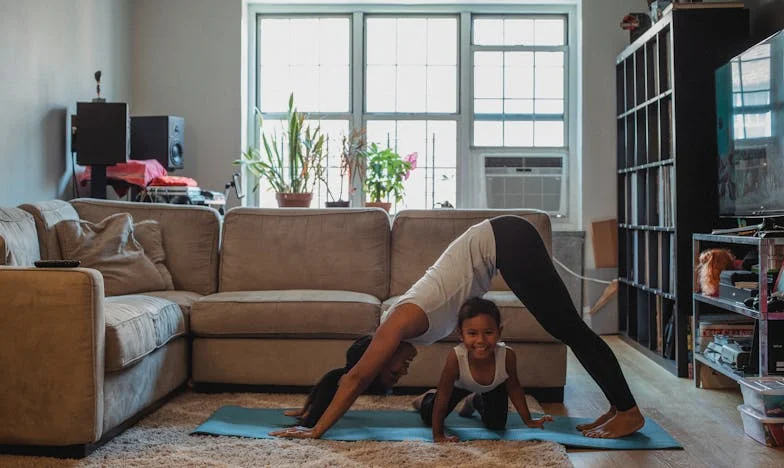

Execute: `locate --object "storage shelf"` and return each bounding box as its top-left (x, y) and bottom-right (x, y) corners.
top-left (619, 278), bottom-right (676, 300)
top-left (616, 89), bottom-right (674, 119)
top-left (693, 293), bottom-right (784, 321)
top-left (619, 332), bottom-right (677, 374)
top-left (618, 158), bottom-right (674, 174)
top-left (616, 7), bottom-right (749, 378)
top-left (694, 353), bottom-right (748, 383)
top-left (619, 224), bottom-right (675, 232)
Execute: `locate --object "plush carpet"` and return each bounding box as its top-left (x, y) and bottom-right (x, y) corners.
top-left (0, 392), bottom-right (572, 468)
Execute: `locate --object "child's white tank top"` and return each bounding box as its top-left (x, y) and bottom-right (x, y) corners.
top-left (381, 219), bottom-right (497, 345)
top-left (454, 342), bottom-right (509, 394)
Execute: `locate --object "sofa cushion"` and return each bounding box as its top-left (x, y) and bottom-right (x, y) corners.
top-left (141, 290), bottom-right (203, 329)
top-left (18, 200), bottom-right (80, 260)
top-left (71, 199), bottom-right (221, 295)
top-left (104, 295), bottom-right (186, 371)
top-left (219, 208), bottom-right (390, 298)
top-left (381, 291), bottom-right (558, 343)
top-left (389, 209), bottom-right (552, 296)
top-left (56, 213), bottom-right (171, 296)
top-left (191, 290), bottom-right (380, 338)
top-left (133, 219), bottom-right (175, 290)
top-left (0, 207), bottom-right (40, 266)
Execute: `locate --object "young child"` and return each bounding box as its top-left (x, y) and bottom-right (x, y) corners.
top-left (412, 297), bottom-right (553, 442)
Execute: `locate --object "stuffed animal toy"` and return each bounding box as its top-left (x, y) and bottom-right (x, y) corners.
top-left (695, 248), bottom-right (736, 296)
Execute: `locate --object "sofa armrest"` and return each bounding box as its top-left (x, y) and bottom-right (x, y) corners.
top-left (0, 267), bottom-right (105, 446)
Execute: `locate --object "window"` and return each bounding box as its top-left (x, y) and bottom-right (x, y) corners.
top-left (249, 5), bottom-right (576, 220)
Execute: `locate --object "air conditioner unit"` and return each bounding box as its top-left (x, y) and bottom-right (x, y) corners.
top-left (484, 155), bottom-right (567, 217)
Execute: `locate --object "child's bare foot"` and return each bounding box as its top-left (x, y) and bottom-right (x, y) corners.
top-left (411, 389), bottom-right (436, 411)
top-left (457, 393), bottom-right (476, 417)
top-left (576, 406), bottom-right (616, 431)
top-left (583, 406), bottom-right (644, 438)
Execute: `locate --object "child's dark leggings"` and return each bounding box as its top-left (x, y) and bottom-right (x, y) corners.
top-left (418, 383), bottom-right (508, 430)
top-left (490, 215), bottom-right (637, 412)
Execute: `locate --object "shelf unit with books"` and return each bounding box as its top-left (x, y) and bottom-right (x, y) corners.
top-left (615, 7), bottom-right (749, 377)
top-left (692, 233), bottom-right (784, 386)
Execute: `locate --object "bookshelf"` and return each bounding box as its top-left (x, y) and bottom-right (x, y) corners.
top-left (615, 8), bottom-right (749, 377)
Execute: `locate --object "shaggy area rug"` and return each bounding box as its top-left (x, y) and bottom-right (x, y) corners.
top-left (0, 392), bottom-right (572, 468)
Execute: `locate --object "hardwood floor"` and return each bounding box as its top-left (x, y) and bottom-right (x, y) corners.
top-left (540, 336), bottom-right (784, 467)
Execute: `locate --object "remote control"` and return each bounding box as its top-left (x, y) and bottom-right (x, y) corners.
top-left (34, 260), bottom-right (81, 268)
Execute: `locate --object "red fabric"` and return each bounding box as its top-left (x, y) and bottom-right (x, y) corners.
top-left (77, 159), bottom-right (169, 197)
top-left (149, 175), bottom-right (198, 187)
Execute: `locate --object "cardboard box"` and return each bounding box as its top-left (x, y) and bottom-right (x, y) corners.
top-left (592, 218), bottom-right (618, 268)
top-left (699, 365), bottom-right (738, 389)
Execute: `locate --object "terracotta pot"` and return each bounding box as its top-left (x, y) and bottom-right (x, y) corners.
top-left (275, 192), bottom-right (313, 207)
top-left (365, 201), bottom-right (391, 212)
top-left (325, 200), bottom-right (350, 208)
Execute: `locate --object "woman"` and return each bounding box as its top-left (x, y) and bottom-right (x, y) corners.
top-left (272, 215), bottom-right (644, 439)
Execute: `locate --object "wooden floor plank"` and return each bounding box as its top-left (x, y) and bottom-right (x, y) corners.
top-left (541, 336), bottom-right (784, 467)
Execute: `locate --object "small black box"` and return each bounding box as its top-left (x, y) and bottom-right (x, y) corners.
top-left (719, 283), bottom-right (754, 303)
top-left (719, 270), bottom-right (757, 285)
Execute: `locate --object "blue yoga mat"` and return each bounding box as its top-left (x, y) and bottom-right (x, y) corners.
top-left (192, 406), bottom-right (681, 450)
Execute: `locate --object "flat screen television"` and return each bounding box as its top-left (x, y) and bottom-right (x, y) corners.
top-left (716, 29), bottom-right (784, 217)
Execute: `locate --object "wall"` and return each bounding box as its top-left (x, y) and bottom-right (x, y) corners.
top-left (746, 0), bottom-right (784, 42)
top-left (0, 0), bottom-right (131, 206)
top-left (130, 0), bottom-right (243, 198)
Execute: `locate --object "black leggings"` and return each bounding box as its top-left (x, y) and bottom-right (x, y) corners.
top-left (418, 383), bottom-right (509, 430)
top-left (490, 215), bottom-right (636, 412)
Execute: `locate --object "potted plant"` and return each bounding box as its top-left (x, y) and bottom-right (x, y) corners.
top-left (235, 93), bottom-right (326, 207)
top-left (326, 128), bottom-right (368, 207)
top-left (363, 143), bottom-right (417, 212)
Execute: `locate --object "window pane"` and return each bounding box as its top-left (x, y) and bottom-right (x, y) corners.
top-left (505, 52), bottom-right (534, 99)
top-left (367, 18), bottom-right (397, 65)
top-left (366, 65), bottom-right (396, 112)
top-left (474, 61), bottom-right (503, 99)
top-left (534, 121), bottom-right (564, 147)
top-left (365, 120), bottom-right (456, 211)
top-left (504, 99), bottom-right (533, 114)
top-left (397, 18), bottom-right (427, 65)
top-left (504, 121), bottom-right (533, 146)
top-left (427, 66), bottom-right (456, 112)
top-left (535, 52), bottom-right (564, 99)
top-left (397, 65), bottom-right (427, 112)
top-left (259, 17), bottom-right (350, 112)
top-left (474, 99), bottom-right (503, 114)
top-left (535, 18), bottom-right (565, 46)
top-left (473, 18), bottom-right (503, 45)
top-left (504, 18), bottom-right (533, 46)
top-left (474, 121), bottom-right (502, 147)
top-left (535, 99), bottom-right (563, 115)
top-left (428, 18), bottom-right (457, 66)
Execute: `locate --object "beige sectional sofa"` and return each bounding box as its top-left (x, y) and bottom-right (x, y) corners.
top-left (0, 199), bottom-right (567, 458)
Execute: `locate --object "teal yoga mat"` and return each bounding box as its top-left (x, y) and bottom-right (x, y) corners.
top-left (192, 406), bottom-right (682, 450)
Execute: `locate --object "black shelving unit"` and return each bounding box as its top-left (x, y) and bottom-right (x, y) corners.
top-left (692, 233), bottom-right (784, 385)
top-left (615, 8), bottom-right (749, 377)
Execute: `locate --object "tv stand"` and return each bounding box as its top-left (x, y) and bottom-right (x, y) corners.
top-left (711, 218), bottom-right (784, 236)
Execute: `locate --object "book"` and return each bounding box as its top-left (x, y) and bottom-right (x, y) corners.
top-left (734, 281), bottom-right (759, 289)
top-left (663, 1), bottom-right (745, 16)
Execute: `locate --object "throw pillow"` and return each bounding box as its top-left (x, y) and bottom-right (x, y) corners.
top-left (133, 219), bottom-right (175, 290)
top-left (55, 213), bottom-right (170, 296)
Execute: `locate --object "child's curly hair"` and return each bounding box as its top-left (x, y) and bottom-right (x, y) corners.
top-left (458, 297), bottom-right (502, 330)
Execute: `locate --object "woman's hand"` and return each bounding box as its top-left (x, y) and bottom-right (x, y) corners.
top-left (433, 434), bottom-right (459, 443)
top-left (269, 426), bottom-right (322, 439)
top-left (524, 415), bottom-right (554, 429)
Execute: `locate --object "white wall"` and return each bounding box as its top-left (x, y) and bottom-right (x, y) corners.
top-left (0, 0), bottom-right (131, 206)
top-left (580, 0), bottom-right (639, 268)
top-left (130, 0), bottom-right (243, 197)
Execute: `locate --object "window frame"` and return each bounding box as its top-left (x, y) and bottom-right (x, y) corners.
top-left (246, 2), bottom-right (579, 227)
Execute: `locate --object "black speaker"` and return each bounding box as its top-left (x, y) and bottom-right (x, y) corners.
top-left (130, 116), bottom-right (184, 170)
top-left (74, 102), bottom-right (130, 166)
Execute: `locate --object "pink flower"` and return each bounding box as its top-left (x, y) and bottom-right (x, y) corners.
top-left (404, 152), bottom-right (418, 180)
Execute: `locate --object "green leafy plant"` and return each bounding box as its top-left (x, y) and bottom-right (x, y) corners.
top-left (363, 143), bottom-right (416, 204)
top-left (328, 128), bottom-right (368, 202)
top-left (235, 93), bottom-right (326, 194)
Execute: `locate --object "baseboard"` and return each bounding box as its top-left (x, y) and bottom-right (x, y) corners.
top-left (0, 383), bottom-right (187, 459)
top-left (192, 382), bottom-right (565, 403)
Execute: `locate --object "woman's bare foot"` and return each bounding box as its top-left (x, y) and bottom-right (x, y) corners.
top-left (411, 389), bottom-right (436, 410)
top-left (583, 406), bottom-right (645, 438)
top-left (576, 406), bottom-right (616, 431)
top-left (283, 408), bottom-right (303, 417)
top-left (457, 393), bottom-right (476, 417)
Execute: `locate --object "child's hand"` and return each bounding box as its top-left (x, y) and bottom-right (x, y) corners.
top-left (433, 434), bottom-right (459, 443)
top-left (270, 426), bottom-right (321, 439)
top-left (524, 415), bottom-right (554, 429)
